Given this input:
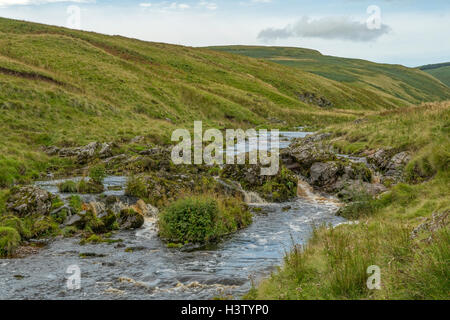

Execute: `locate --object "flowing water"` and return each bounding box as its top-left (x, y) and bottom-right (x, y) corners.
top-left (0, 130), bottom-right (346, 300)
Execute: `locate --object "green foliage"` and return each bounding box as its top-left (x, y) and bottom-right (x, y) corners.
top-left (58, 180), bottom-right (77, 193)
top-left (76, 179), bottom-right (104, 194)
top-left (0, 215), bottom-right (31, 239)
top-left (0, 226), bottom-right (21, 257)
top-left (159, 197), bottom-right (219, 244)
top-left (159, 195), bottom-right (251, 244)
top-left (260, 166), bottom-right (297, 202)
top-left (31, 216), bottom-right (60, 238)
top-left (125, 176), bottom-right (148, 200)
top-left (80, 234), bottom-right (104, 245)
top-left (89, 164), bottom-right (106, 184)
top-left (69, 195), bottom-right (82, 213)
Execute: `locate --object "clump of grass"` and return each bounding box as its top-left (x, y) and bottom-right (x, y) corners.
top-left (0, 226), bottom-right (21, 257)
top-left (31, 216), bottom-right (60, 238)
top-left (0, 215), bottom-right (31, 239)
top-left (58, 180), bottom-right (77, 193)
top-left (69, 195), bottom-right (82, 213)
top-left (394, 228), bottom-right (449, 299)
top-left (89, 164), bottom-right (106, 184)
top-left (125, 175), bottom-right (148, 200)
top-left (337, 188), bottom-right (381, 220)
top-left (80, 234), bottom-right (104, 245)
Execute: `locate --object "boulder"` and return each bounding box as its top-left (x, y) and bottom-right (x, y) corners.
top-left (64, 214), bottom-right (83, 227)
top-left (336, 180), bottom-right (387, 200)
top-left (309, 162), bottom-right (341, 187)
top-left (6, 186), bottom-right (53, 217)
top-left (287, 140), bottom-right (335, 170)
top-left (385, 151), bottom-right (411, 177)
top-left (118, 209), bottom-right (144, 230)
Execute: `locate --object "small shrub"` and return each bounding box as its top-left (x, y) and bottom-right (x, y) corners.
top-left (159, 195), bottom-right (251, 244)
top-left (159, 197), bottom-right (219, 244)
top-left (0, 226), bottom-right (21, 257)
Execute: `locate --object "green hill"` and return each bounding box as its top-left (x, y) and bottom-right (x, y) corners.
top-left (419, 62), bottom-right (450, 87)
top-left (0, 18), bottom-right (449, 187)
top-left (207, 45), bottom-right (450, 105)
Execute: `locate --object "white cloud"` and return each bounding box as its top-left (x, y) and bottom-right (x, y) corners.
top-left (0, 0), bottom-right (92, 7)
top-left (258, 16), bottom-right (391, 42)
top-left (139, 3), bottom-right (152, 8)
top-left (198, 1), bottom-right (217, 10)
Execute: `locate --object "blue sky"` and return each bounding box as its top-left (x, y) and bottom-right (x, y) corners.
top-left (0, 0), bottom-right (449, 66)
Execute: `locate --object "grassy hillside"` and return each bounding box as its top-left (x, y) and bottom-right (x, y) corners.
top-left (208, 46), bottom-right (450, 106)
top-left (419, 62), bottom-right (450, 87)
top-left (0, 18), bottom-right (448, 188)
top-left (247, 101), bottom-right (450, 300)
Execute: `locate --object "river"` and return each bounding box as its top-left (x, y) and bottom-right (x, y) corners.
top-left (0, 130), bottom-right (346, 300)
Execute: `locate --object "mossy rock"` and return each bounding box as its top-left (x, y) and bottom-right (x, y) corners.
top-left (6, 186), bottom-right (53, 217)
top-left (118, 208), bottom-right (144, 230)
top-left (350, 162), bottom-right (372, 182)
top-left (0, 226), bottom-right (21, 257)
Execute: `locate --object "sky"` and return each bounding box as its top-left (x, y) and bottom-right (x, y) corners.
top-left (0, 0), bottom-right (449, 66)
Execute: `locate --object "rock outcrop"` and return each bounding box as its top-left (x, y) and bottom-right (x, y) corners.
top-left (6, 186), bottom-right (54, 217)
top-left (283, 134), bottom-right (403, 198)
top-left (44, 142), bottom-right (113, 164)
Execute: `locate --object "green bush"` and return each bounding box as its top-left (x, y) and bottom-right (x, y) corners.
top-left (0, 226), bottom-right (21, 257)
top-left (159, 197), bottom-right (220, 244)
top-left (159, 195), bottom-right (252, 244)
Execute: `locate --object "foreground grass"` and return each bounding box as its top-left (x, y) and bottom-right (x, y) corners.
top-left (248, 101), bottom-right (449, 300)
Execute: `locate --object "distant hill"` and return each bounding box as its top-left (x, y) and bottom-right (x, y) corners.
top-left (419, 62), bottom-right (450, 87)
top-left (207, 45), bottom-right (450, 105)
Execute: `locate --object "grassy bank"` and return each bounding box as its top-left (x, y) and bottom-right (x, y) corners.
top-left (247, 101), bottom-right (449, 300)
